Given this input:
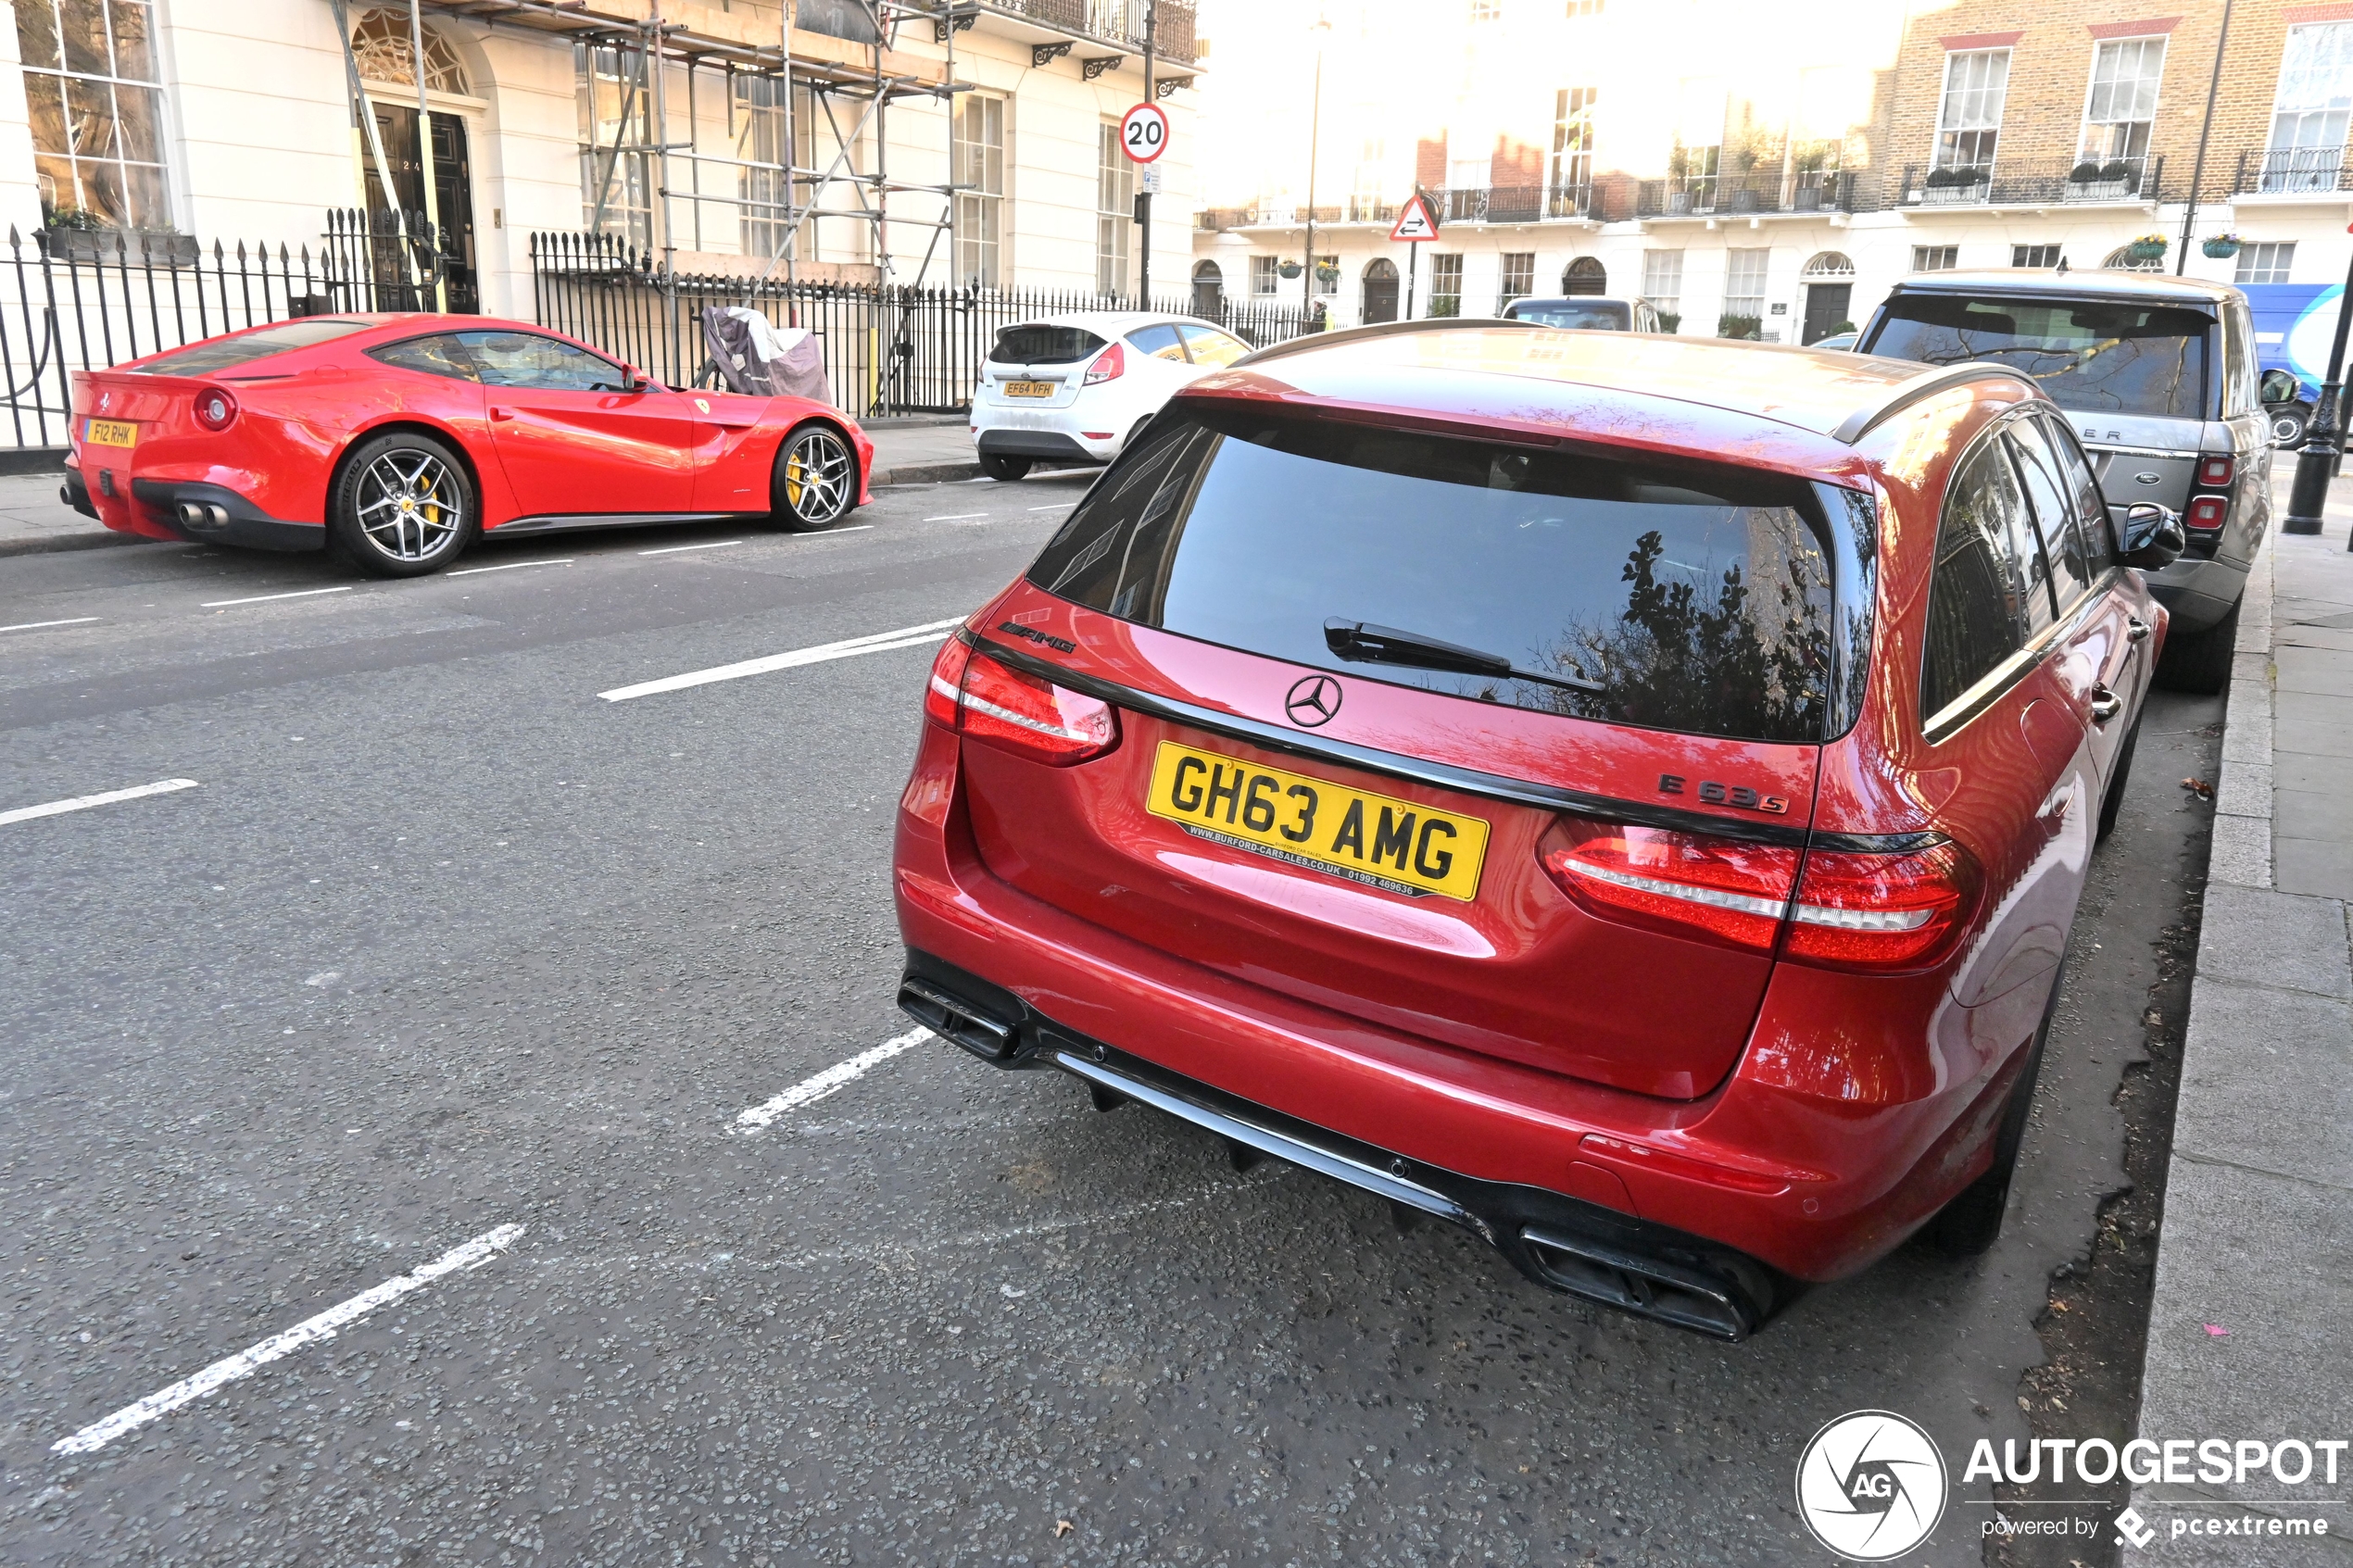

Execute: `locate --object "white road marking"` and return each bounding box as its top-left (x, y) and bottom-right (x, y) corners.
top-left (200, 585), bottom-right (353, 608)
top-left (0, 616), bottom-right (101, 633)
top-left (924, 512), bottom-right (990, 521)
top-left (1, 778), bottom-right (198, 827)
top-left (736, 1026), bottom-right (935, 1131)
top-left (50, 1223), bottom-right (526, 1455)
top-left (447, 558), bottom-right (574, 577)
top-left (598, 618), bottom-right (963, 702)
top-left (827, 524), bottom-right (875, 533)
top-left (638, 540), bottom-right (745, 556)
top-left (1026, 505), bottom-right (1067, 512)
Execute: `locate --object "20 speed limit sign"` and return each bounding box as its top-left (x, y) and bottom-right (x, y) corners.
top-left (1120, 102), bottom-right (1168, 163)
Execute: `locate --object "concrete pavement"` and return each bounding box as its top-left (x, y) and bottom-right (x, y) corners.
top-left (2126, 483), bottom-right (2353, 1561)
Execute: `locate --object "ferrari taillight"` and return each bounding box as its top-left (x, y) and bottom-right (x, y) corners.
top-left (193, 387), bottom-right (237, 431)
top-left (924, 638), bottom-right (1118, 765)
top-left (1083, 341), bottom-right (1126, 385)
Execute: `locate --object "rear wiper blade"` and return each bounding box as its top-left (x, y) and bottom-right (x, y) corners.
top-left (1323, 619), bottom-right (1604, 695)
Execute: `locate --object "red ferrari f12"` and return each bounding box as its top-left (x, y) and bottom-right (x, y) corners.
top-left (66, 314), bottom-right (873, 575)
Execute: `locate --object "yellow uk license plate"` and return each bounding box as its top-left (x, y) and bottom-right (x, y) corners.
top-left (84, 417), bottom-right (137, 448)
top-left (1002, 381), bottom-right (1056, 398)
top-left (1144, 740), bottom-right (1491, 901)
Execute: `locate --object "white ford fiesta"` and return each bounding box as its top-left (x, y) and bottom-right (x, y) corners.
top-left (969, 310), bottom-right (1252, 481)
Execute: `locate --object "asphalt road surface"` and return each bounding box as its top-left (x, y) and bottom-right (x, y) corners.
top-left (2, 478), bottom-right (2221, 1566)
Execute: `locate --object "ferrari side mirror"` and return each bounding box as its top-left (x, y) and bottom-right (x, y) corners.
top-left (2114, 501), bottom-right (2184, 570)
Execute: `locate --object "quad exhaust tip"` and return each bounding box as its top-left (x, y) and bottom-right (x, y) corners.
top-left (175, 500), bottom-right (231, 531)
top-left (1519, 1227), bottom-right (1762, 1341)
top-left (897, 976), bottom-right (1015, 1060)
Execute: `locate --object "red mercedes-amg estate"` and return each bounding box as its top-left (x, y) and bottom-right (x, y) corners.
top-left (65, 314), bottom-right (871, 576)
top-left (891, 322), bottom-right (2187, 1339)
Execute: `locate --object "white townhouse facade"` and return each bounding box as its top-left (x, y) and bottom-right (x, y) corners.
top-left (0, 0), bottom-right (1205, 320)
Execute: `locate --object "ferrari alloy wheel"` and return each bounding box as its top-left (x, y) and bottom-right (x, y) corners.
top-left (329, 432), bottom-right (479, 576)
top-left (773, 423), bottom-right (857, 531)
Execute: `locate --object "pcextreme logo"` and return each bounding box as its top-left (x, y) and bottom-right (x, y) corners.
top-left (1795, 1411), bottom-right (1949, 1561)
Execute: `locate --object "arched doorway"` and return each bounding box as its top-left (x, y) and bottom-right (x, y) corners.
top-left (2103, 245), bottom-right (2164, 272)
top-left (1363, 257), bottom-right (1400, 323)
top-left (352, 8), bottom-right (482, 312)
top-left (1799, 252), bottom-right (1855, 345)
top-left (1192, 260), bottom-right (1224, 318)
top-left (1563, 257), bottom-right (1606, 295)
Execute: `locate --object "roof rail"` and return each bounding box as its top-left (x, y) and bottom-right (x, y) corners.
top-left (1831, 362), bottom-right (2023, 445)
top-left (1230, 315), bottom-right (1545, 370)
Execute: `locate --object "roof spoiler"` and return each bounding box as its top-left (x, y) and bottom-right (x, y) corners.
top-left (1830, 362), bottom-right (2024, 445)
top-left (1230, 316), bottom-right (1546, 370)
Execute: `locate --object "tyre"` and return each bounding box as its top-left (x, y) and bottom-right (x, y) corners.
top-left (2095, 713), bottom-right (2141, 843)
top-left (1925, 988), bottom-right (2055, 1257)
top-left (979, 452), bottom-right (1033, 483)
top-left (2271, 405), bottom-right (2310, 448)
top-left (2155, 594), bottom-right (2241, 696)
top-left (771, 422), bottom-right (859, 531)
top-left (327, 431), bottom-right (478, 577)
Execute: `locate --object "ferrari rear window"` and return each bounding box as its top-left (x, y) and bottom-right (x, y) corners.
top-left (990, 325), bottom-right (1107, 365)
top-left (1027, 406), bottom-right (1879, 745)
top-left (134, 320), bottom-right (373, 376)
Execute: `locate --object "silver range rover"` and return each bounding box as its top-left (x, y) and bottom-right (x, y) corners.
top-left (1859, 270), bottom-right (2269, 693)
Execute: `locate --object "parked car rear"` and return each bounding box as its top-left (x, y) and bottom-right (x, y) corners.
top-left (895, 322), bottom-right (2182, 1339)
top-left (1859, 270), bottom-right (2265, 691)
top-left (969, 311), bottom-right (1250, 481)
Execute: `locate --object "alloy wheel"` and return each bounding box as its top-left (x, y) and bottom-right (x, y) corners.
top-left (781, 427), bottom-right (854, 525)
top-left (354, 446), bottom-right (466, 562)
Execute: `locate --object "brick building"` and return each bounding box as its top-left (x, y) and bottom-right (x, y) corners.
top-left (1196, 0), bottom-right (2353, 347)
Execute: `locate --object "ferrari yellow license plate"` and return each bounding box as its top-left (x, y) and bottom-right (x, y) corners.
top-left (1002, 381), bottom-right (1056, 398)
top-left (84, 418), bottom-right (137, 448)
top-left (1144, 740), bottom-right (1490, 901)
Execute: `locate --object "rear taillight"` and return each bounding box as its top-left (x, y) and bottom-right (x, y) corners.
top-left (1083, 342), bottom-right (1126, 385)
top-left (1541, 819), bottom-right (1981, 972)
top-left (2196, 454), bottom-right (2234, 488)
top-left (2186, 495), bottom-right (2228, 530)
top-left (923, 637), bottom-right (1118, 765)
top-left (1781, 841), bottom-right (1980, 972)
top-left (1541, 821), bottom-right (1798, 952)
top-left (193, 387), bottom-right (237, 431)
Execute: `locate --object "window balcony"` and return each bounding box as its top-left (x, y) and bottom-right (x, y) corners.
top-left (1633, 171), bottom-right (1862, 219)
top-left (975, 0), bottom-right (1198, 63)
top-left (2233, 145), bottom-right (2350, 196)
top-left (1895, 155), bottom-right (2164, 208)
top-left (1426, 184), bottom-right (1596, 223)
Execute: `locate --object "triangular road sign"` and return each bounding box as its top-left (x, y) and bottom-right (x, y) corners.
top-left (1390, 192), bottom-right (1441, 242)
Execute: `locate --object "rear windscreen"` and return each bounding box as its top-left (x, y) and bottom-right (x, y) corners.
top-left (133, 320), bottom-right (373, 376)
top-left (1027, 407), bottom-right (1867, 745)
top-left (1508, 300), bottom-right (1630, 330)
top-left (1867, 295), bottom-right (2211, 419)
top-left (991, 326), bottom-right (1108, 365)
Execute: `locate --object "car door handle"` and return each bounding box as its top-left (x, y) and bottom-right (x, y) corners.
top-left (2126, 615), bottom-right (2151, 642)
top-left (490, 407), bottom-right (513, 421)
top-left (2090, 684), bottom-right (2124, 723)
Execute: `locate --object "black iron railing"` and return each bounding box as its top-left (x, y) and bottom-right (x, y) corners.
top-left (1895, 155), bottom-right (2164, 207)
top-left (2233, 144), bottom-right (2349, 195)
top-left (528, 231), bottom-right (1314, 418)
top-left (0, 212), bottom-right (438, 449)
top-left (1635, 170), bottom-right (1863, 218)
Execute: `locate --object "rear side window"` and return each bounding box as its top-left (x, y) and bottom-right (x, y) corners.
top-left (2042, 413), bottom-right (2117, 571)
top-left (1867, 295), bottom-right (2211, 420)
top-left (369, 334), bottom-right (479, 383)
top-left (1027, 407), bottom-right (1862, 745)
top-left (1922, 439), bottom-right (2050, 721)
top-left (459, 331), bottom-right (631, 392)
top-left (1126, 323), bottom-right (1187, 360)
top-left (1508, 300), bottom-right (1631, 330)
top-left (2006, 422), bottom-right (2095, 614)
top-left (991, 325), bottom-right (1107, 365)
top-left (1178, 323), bottom-right (1246, 367)
top-left (133, 319), bottom-right (373, 376)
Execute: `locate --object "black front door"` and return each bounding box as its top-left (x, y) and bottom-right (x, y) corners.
top-left (363, 102), bottom-right (480, 314)
top-left (1363, 262), bottom-right (1399, 323)
top-left (1802, 282), bottom-right (1851, 345)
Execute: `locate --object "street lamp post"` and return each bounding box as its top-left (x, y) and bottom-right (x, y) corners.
top-left (1302, 12), bottom-right (1327, 328)
top-left (2284, 237), bottom-right (2353, 536)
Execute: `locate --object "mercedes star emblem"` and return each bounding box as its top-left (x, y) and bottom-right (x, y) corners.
top-left (1284, 674), bottom-right (1342, 728)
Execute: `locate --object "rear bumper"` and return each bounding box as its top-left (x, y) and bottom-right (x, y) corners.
top-left (900, 948), bottom-right (1785, 1339)
top-left (974, 427), bottom-right (1106, 463)
top-left (892, 722), bottom-right (2020, 1300)
top-left (2143, 554), bottom-right (2247, 636)
top-left (130, 479), bottom-right (324, 552)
